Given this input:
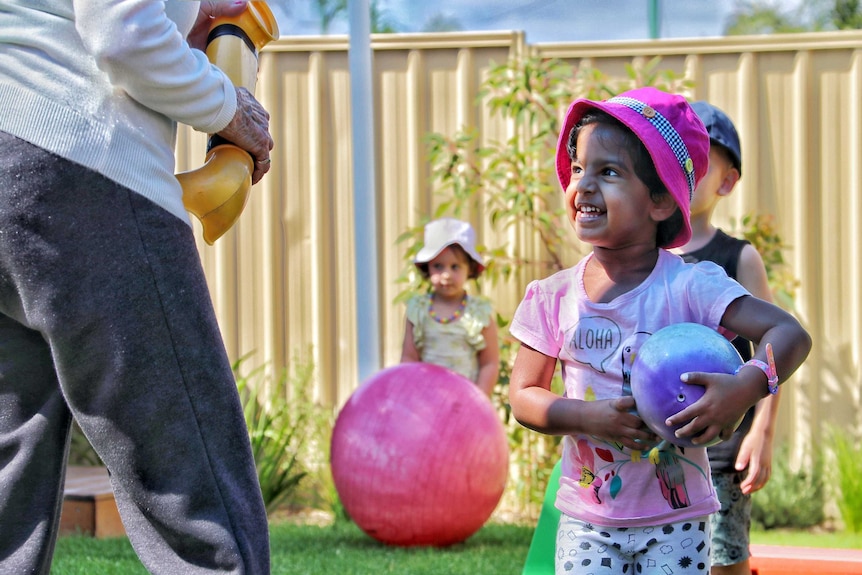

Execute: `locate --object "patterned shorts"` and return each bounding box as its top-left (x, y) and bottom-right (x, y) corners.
top-left (556, 514), bottom-right (711, 574)
top-left (710, 471), bottom-right (752, 566)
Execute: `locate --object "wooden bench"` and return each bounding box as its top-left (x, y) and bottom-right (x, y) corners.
top-left (60, 466), bottom-right (125, 538)
top-left (749, 543), bottom-right (862, 574)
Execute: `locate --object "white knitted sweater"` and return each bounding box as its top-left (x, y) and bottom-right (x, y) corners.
top-left (0, 0), bottom-right (237, 223)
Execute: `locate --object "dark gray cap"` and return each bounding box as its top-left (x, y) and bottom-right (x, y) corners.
top-left (691, 101), bottom-right (742, 176)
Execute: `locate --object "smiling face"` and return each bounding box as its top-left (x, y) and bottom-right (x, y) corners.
top-left (427, 245), bottom-right (471, 301)
top-left (565, 122), bottom-right (671, 250)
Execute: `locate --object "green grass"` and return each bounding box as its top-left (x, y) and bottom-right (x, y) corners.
top-left (51, 535), bottom-right (149, 575)
top-left (750, 528), bottom-right (862, 549)
top-left (50, 521), bottom-right (862, 574)
top-left (51, 521), bottom-right (533, 575)
top-left (270, 522), bottom-right (532, 574)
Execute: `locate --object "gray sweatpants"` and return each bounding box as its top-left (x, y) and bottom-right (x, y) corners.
top-left (0, 132), bottom-right (270, 574)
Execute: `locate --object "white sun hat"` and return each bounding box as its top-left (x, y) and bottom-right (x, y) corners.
top-left (414, 218), bottom-right (485, 273)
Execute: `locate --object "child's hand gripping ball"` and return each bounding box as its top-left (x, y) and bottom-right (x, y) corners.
top-left (630, 322), bottom-right (744, 448)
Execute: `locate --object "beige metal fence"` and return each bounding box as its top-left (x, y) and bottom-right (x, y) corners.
top-left (176, 30), bottom-right (862, 458)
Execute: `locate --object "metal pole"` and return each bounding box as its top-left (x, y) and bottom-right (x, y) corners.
top-left (648, 0), bottom-right (661, 39)
top-left (348, 0), bottom-right (381, 382)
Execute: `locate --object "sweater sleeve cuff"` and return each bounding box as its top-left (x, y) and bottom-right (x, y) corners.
top-left (197, 71), bottom-right (237, 134)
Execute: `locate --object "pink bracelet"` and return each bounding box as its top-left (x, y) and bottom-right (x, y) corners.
top-left (735, 343), bottom-right (779, 395)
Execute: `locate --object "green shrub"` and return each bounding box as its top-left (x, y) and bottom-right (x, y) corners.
top-left (751, 445), bottom-right (824, 529)
top-left (235, 352), bottom-right (326, 516)
top-left (828, 428), bottom-right (862, 532)
top-left (287, 399), bottom-right (349, 523)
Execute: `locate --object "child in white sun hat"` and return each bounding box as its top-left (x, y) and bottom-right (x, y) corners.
top-left (400, 218), bottom-right (499, 397)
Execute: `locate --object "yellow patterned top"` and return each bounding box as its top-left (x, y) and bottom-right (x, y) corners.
top-left (406, 294), bottom-right (493, 382)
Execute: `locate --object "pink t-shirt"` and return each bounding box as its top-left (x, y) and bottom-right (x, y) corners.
top-left (510, 249), bottom-right (749, 527)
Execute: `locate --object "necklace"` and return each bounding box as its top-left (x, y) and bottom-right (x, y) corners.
top-left (428, 294), bottom-right (467, 324)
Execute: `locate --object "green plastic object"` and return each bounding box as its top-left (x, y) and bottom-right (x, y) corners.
top-left (521, 460), bottom-right (562, 575)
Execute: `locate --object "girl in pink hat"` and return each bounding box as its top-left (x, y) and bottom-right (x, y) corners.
top-left (400, 218), bottom-right (499, 397)
top-left (507, 88), bottom-right (811, 574)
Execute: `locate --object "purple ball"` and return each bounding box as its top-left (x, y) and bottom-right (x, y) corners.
top-left (630, 323), bottom-right (743, 448)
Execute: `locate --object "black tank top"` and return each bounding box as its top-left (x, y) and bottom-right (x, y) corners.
top-left (680, 229), bottom-right (755, 472)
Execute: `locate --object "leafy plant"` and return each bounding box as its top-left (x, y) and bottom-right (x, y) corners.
top-left (290, 402), bottom-right (349, 523)
top-left (751, 445), bottom-right (825, 529)
top-left (827, 427), bottom-right (862, 532)
top-left (235, 352), bottom-right (325, 515)
top-left (725, 0), bottom-right (862, 35)
top-left (398, 55), bottom-right (694, 298)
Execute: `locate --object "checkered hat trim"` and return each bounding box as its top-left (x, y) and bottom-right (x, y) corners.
top-left (607, 95), bottom-right (696, 200)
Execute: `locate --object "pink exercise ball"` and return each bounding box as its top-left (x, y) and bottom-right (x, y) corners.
top-left (330, 362), bottom-right (509, 547)
top-left (630, 322), bottom-right (743, 448)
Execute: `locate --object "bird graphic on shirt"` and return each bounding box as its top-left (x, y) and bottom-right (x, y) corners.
top-left (653, 446), bottom-right (691, 509)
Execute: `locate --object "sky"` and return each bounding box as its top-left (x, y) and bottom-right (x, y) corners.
top-left (268, 0), bottom-right (741, 44)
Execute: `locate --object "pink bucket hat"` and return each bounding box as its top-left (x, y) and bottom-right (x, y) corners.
top-left (414, 218), bottom-right (485, 274)
top-left (555, 87), bottom-right (710, 248)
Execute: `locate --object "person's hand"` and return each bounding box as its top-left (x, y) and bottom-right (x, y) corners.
top-left (188, 1), bottom-right (248, 51)
top-left (736, 420), bottom-right (775, 494)
top-left (581, 396), bottom-right (658, 451)
top-left (665, 371), bottom-right (763, 445)
top-left (217, 87), bottom-right (274, 184)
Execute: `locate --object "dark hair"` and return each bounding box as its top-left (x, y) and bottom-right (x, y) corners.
top-left (416, 243), bottom-right (482, 279)
top-left (566, 110), bottom-right (683, 248)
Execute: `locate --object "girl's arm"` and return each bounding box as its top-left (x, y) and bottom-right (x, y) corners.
top-left (474, 321), bottom-right (500, 397)
top-left (399, 320), bottom-right (421, 363)
top-left (668, 294), bottom-right (811, 444)
top-left (509, 344), bottom-right (655, 450)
